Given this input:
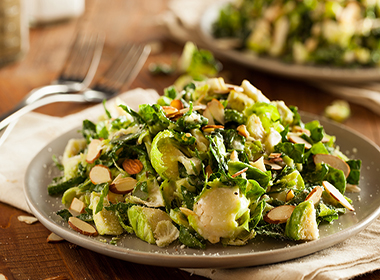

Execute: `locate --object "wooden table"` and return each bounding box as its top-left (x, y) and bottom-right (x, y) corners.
top-left (1, 0), bottom-right (380, 279)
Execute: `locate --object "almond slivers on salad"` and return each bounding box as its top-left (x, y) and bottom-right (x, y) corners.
top-left (48, 77), bottom-right (361, 248)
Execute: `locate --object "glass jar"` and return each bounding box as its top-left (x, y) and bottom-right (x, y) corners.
top-left (0, 0), bottom-right (29, 67)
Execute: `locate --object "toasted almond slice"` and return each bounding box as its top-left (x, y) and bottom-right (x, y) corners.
top-left (179, 207), bottom-right (195, 217)
top-left (264, 205), bottom-right (296, 224)
top-left (322, 181), bottom-right (355, 211)
top-left (346, 184), bottom-right (361, 193)
top-left (89, 165), bottom-right (112, 185)
top-left (69, 197), bottom-right (86, 214)
top-left (268, 153), bottom-right (282, 159)
top-left (305, 186), bottom-right (323, 205)
top-left (68, 216), bottom-right (98, 236)
top-left (206, 99), bottom-right (225, 125)
top-left (226, 83), bottom-right (244, 92)
top-left (286, 189), bottom-right (295, 201)
top-left (231, 167), bottom-right (248, 178)
top-left (202, 124), bottom-right (224, 133)
top-left (122, 158), bottom-right (143, 175)
top-left (170, 99), bottom-right (184, 110)
top-left (230, 150), bottom-right (239, 161)
top-left (264, 159), bottom-right (283, 170)
top-left (237, 124), bottom-right (250, 138)
top-left (313, 154), bottom-right (350, 178)
top-left (202, 124), bottom-right (224, 130)
top-left (47, 232), bottom-right (65, 243)
top-left (86, 139), bottom-right (102, 163)
top-left (162, 106), bottom-right (178, 116)
top-left (109, 174), bottom-right (137, 194)
top-left (288, 134), bottom-right (312, 149)
top-left (205, 165), bottom-right (213, 178)
top-left (292, 126), bottom-right (311, 136)
top-left (18, 215), bottom-right (38, 224)
top-left (170, 114), bottom-right (184, 121)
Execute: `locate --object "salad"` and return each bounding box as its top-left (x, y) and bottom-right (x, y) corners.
top-left (48, 77), bottom-right (361, 248)
top-left (212, 0), bottom-right (380, 67)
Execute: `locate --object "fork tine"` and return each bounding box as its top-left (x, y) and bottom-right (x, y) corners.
top-left (94, 43), bottom-right (150, 94)
top-left (58, 32), bottom-right (105, 87)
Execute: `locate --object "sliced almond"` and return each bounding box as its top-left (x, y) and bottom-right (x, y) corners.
top-left (305, 186), bottom-right (323, 205)
top-left (162, 106), bottom-right (178, 116)
top-left (170, 99), bottom-right (184, 110)
top-left (18, 215), bottom-right (38, 224)
top-left (86, 139), bottom-right (103, 163)
top-left (206, 99), bottom-right (225, 125)
top-left (288, 134), bottom-right (312, 149)
top-left (313, 154), bottom-right (350, 178)
top-left (205, 165), bottom-right (213, 178)
top-left (179, 207), bottom-right (195, 217)
top-left (231, 167), bottom-right (248, 178)
top-left (292, 126), bottom-right (311, 136)
top-left (346, 184), bottom-right (361, 193)
top-left (89, 165), bottom-right (112, 185)
top-left (268, 153), bottom-right (282, 159)
top-left (226, 83), bottom-right (244, 92)
top-left (122, 158), bottom-right (144, 175)
top-left (47, 232), bottom-right (65, 243)
top-left (68, 216), bottom-right (98, 236)
top-left (230, 150), bottom-right (239, 161)
top-left (322, 181), bottom-right (355, 211)
top-left (69, 197), bottom-right (86, 214)
top-left (237, 124), bottom-right (250, 138)
top-left (286, 189), bottom-right (295, 201)
top-left (0, 274), bottom-right (9, 280)
top-left (264, 159), bottom-right (283, 170)
top-left (264, 205), bottom-right (296, 224)
top-left (202, 124), bottom-right (224, 133)
top-left (109, 174), bottom-right (137, 194)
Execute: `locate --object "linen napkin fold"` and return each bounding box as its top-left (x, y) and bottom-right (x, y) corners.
top-left (2, 86), bottom-right (380, 280)
top-left (0, 88), bottom-right (159, 213)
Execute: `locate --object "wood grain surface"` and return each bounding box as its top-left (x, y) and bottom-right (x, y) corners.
top-left (1, 0), bottom-right (380, 279)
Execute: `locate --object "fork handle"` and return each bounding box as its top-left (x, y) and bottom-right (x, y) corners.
top-left (0, 83), bottom-right (84, 122)
top-left (0, 93), bottom-right (88, 132)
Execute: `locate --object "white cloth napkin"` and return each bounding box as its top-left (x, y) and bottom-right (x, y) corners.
top-left (0, 88), bottom-right (159, 213)
top-left (2, 86), bottom-right (380, 280)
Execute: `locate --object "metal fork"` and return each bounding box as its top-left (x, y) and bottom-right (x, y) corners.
top-left (0, 32), bottom-right (104, 121)
top-left (0, 43), bottom-right (151, 132)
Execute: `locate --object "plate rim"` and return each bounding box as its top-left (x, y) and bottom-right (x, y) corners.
top-left (24, 111), bottom-right (380, 268)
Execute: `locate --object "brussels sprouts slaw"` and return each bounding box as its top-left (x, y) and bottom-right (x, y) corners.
top-left (212, 0), bottom-right (380, 67)
top-left (49, 77), bottom-right (361, 248)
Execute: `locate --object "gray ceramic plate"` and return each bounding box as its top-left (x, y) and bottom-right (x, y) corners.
top-left (24, 112), bottom-right (380, 268)
top-left (198, 1), bottom-right (380, 83)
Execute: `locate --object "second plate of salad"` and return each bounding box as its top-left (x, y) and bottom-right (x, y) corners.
top-left (198, 0), bottom-right (380, 82)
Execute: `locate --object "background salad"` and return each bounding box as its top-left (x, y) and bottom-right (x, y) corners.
top-left (212, 0), bottom-right (380, 67)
